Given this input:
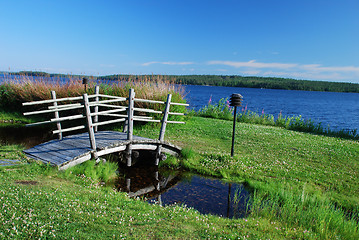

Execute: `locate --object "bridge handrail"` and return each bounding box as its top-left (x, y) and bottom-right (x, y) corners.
top-left (22, 86), bottom-right (188, 165)
top-left (22, 95), bottom-right (95, 106)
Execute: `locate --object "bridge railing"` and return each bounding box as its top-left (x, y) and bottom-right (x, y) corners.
top-left (22, 86), bottom-right (188, 164)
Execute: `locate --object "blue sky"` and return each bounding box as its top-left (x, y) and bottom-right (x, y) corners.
top-left (1, 0), bottom-right (358, 83)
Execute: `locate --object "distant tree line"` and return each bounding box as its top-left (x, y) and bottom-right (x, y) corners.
top-left (5, 72), bottom-right (359, 93)
top-left (99, 74), bottom-right (359, 93)
top-left (7, 71), bottom-right (84, 79)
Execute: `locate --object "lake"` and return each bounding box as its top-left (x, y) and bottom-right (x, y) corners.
top-left (1, 74), bottom-right (358, 131)
top-left (183, 85), bottom-right (359, 131)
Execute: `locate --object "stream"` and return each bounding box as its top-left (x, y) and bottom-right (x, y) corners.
top-left (1, 124), bottom-right (251, 219)
top-left (115, 162), bottom-right (250, 219)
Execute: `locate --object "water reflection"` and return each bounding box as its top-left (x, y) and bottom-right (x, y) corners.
top-left (115, 164), bottom-right (250, 218)
top-left (0, 124), bottom-right (53, 148)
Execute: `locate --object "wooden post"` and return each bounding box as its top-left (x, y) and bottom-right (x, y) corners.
top-left (94, 85), bottom-right (100, 132)
top-left (159, 94), bottom-right (172, 141)
top-left (155, 171), bottom-right (160, 191)
top-left (125, 144), bottom-right (132, 167)
top-left (127, 88), bottom-right (135, 141)
top-left (51, 91), bottom-right (62, 140)
top-left (126, 89), bottom-right (135, 166)
top-left (123, 119), bottom-right (128, 133)
top-left (156, 94), bottom-right (172, 165)
top-left (231, 106), bottom-right (238, 157)
top-left (83, 94), bottom-right (97, 157)
top-left (126, 178), bottom-right (131, 191)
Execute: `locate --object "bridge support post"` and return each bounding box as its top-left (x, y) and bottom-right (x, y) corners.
top-left (94, 85), bottom-right (100, 133)
top-left (125, 144), bottom-right (133, 167)
top-left (126, 89), bottom-right (135, 166)
top-left (155, 94), bottom-right (172, 165)
top-left (83, 94), bottom-right (97, 158)
top-left (51, 91), bottom-right (62, 140)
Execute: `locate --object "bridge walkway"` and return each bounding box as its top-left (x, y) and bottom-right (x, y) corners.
top-left (23, 131), bottom-right (181, 170)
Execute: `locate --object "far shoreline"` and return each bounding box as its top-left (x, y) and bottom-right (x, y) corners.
top-left (1, 71), bottom-right (359, 93)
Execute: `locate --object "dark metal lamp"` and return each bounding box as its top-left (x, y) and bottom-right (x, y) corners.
top-left (229, 93), bottom-right (243, 157)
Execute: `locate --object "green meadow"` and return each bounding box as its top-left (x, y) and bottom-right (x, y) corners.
top-left (0, 78), bottom-right (358, 239)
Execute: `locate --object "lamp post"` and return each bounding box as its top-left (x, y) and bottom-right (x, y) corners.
top-left (82, 77), bottom-right (88, 92)
top-left (229, 93), bottom-right (243, 157)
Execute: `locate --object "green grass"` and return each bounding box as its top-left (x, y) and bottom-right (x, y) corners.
top-left (136, 116), bottom-right (359, 239)
top-left (0, 160), bottom-right (313, 239)
top-left (1, 115), bottom-right (358, 238)
top-left (0, 110), bottom-right (31, 123)
top-left (138, 117), bottom-right (359, 207)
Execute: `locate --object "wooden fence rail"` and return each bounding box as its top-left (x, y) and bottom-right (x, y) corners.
top-left (22, 86), bottom-right (189, 166)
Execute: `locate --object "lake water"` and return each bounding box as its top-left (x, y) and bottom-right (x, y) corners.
top-left (1, 74), bottom-right (358, 131)
top-left (183, 85), bottom-right (359, 131)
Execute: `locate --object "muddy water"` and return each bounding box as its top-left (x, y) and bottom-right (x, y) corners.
top-left (0, 124), bottom-right (53, 148)
top-left (115, 164), bottom-right (250, 219)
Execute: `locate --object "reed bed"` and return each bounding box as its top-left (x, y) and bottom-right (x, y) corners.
top-left (245, 185), bottom-right (359, 239)
top-left (0, 74), bottom-right (187, 122)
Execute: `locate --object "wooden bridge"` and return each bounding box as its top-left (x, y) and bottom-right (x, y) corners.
top-left (22, 87), bottom-right (188, 170)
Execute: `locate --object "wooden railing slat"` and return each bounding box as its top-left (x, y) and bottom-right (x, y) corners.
top-left (89, 98), bottom-right (126, 106)
top-left (92, 118), bottom-right (126, 127)
top-left (95, 94), bottom-right (126, 100)
top-left (50, 114), bottom-right (84, 122)
top-left (24, 104), bottom-right (83, 115)
top-left (170, 102), bottom-right (189, 106)
top-left (22, 96), bottom-right (83, 106)
top-left (26, 120), bottom-right (52, 127)
top-left (134, 98), bottom-right (165, 104)
top-left (22, 87), bottom-right (187, 144)
top-left (48, 103), bottom-right (82, 109)
top-left (53, 125), bottom-right (85, 134)
top-left (133, 107), bottom-right (162, 114)
top-left (101, 113), bottom-right (152, 120)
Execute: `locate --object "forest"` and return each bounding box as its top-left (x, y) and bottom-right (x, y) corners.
top-left (99, 74), bottom-right (359, 93)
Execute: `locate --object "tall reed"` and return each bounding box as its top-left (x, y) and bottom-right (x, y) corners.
top-left (245, 185), bottom-right (359, 239)
top-left (0, 74), bottom-right (187, 117)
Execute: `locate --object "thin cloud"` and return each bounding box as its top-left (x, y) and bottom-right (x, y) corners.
top-left (241, 70), bottom-right (261, 75)
top-left (208, 60), bottom-right (359, 73)
top-left (208, 60), bottom-right (297, 69)
top-left (142, 61), bottom-right (194, 66)
top-left (300, 64), bottom-right (359, 73)
top-left (262, 71), bottom-right (348, 81)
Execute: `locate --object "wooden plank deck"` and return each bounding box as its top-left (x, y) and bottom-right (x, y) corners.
top-left (23, 131), bottom-right (181, 170)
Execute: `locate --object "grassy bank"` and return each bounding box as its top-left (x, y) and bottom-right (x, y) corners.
top-left (0, 79), bottom-right (358, 238)
top-left (1, 116), bottom-right (357, 238)
top-left (195, 97), bottom-right (359, 140)
top-left (135, 116), bottom-right (359, 238)
top-left (139, 117), bottom-right (359, 209)
top-left (1, 159), bottom-right (316, 239)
